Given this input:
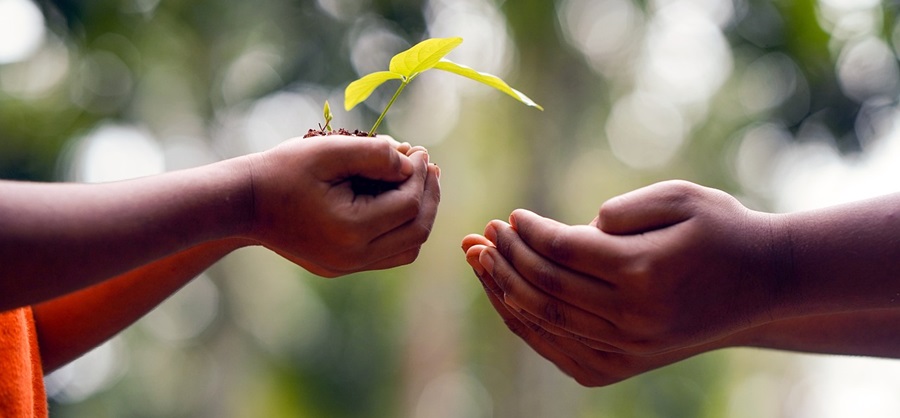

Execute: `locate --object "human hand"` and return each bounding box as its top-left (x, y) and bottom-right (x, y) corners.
top-left (247, 135), bottom-right (440, 277)
top-left (462, 234), bottom-right (730, 386)
top-left (463, 180), bottom-right (785, 357)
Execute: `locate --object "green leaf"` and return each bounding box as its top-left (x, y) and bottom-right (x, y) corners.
top-left (434, 60), bottom-right (543, 110)
top-left (344, 71), bottom-right (404, 111)
top-left (389, 37), bottom-right (463, 78)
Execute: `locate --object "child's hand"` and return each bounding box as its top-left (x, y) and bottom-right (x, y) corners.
top-left (247, 135), bottom-right (440, 277)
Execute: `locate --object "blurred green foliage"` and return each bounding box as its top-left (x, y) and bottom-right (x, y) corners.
top-left (4, 0), bottom-right (900, 417)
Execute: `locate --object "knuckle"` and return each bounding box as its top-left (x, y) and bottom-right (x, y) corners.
top-left (396, 196), bottom-right (422, 221)
top-left (495, 232), bottom-right (515, 258)
top-left (541, 301), bottom-right (567, 327)
top-left (546, 228), bottom-right (575, 263)
top-left (532, 261), bottom-right (562, 294)
top-left (412, 222), bottom-right (433, 243)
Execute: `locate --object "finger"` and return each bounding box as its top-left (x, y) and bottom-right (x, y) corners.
top-left (374, 134), bottom-right (402, 148)
top-left (493, 289), bottom-right (647, 386)
top-left (284, 239), bottom-right (425, 277)
top-left (376, 135), bottom-right (417, 156)
top-left (350, 245), bottom-right (424, 272)
top-left (474, 266), bottom-right (592, 383)
top-left (474, 254), bottom-right (628, 385)
top-left (465, 242), bottom-right (488, 262)
top-left (479, 244), bottom-right (624, 346)
top-left (266, 247), bottom-right (345, 278)
top-left (505, 311), bottom-right (641, 387)
top-left (597, 180), bottom-right (703, 235)
top-left (466, 244), bottom-right (497, 294)
top-left (486, 219), bottom-right (615, 316)
top-left (507, 300), bottom-right (626, 353)
top-left (367, 153), bottom-right (439, 251)
top-left (406, 145), bottom-right (428, 156)
top-left (506, 210), bottom-right (631, 281)
top-left (462, 234), bottom-right (493, 253)
top-left (351, 150), bottom-right (430, 238)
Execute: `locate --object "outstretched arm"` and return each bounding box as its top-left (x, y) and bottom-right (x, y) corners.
top-left (0, 157), bottom-right (252, 312)
top-left (463, 234), bottom-right (900, 387)
top-left (471, 181), bottom-right (900, 355)
top-left (1, 135), bottom-right (439, 312)
top-left (462, 180), bottom-right (900, 385)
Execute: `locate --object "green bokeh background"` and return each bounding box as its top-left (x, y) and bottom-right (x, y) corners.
top-left (3, 0), bottom-right (898, 416)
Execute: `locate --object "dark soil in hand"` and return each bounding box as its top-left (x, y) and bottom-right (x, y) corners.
top-left (303, 127), bottom-right (371, 138)
top-left (303, 127), bottom-right (399, 196)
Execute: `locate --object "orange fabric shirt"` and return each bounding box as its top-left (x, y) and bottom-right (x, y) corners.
top-left (0, 307), bottom-right (48, 418)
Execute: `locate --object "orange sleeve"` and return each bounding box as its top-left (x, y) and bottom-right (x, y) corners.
top-left (0, 307), bottom-right (48, 418)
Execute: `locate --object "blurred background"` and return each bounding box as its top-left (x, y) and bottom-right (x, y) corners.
top-left (3, 0), bottom-right (900, 416)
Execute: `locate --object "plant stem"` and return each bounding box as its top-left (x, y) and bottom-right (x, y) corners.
top-left (369, 80), bottom-right (409, 136)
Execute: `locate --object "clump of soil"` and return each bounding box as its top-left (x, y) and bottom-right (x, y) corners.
top-left (303, 127), bottom-right (398, 196)
top-left (303, 127), bottom-right (370, 138)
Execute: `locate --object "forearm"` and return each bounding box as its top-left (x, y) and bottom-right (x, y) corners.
top-left (32, 238), bottom-right (249, 372)
top-left (0, 156), bottom-right (253, 311)
top-left (725, 309), bottom-right (900, 358)
top-left (774, 192), bottom-right (900, 317)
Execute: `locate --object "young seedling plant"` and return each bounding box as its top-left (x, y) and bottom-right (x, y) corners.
top-left (306, 36), bottom-right (542, 193)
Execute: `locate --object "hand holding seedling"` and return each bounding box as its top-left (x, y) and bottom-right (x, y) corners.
top-left (0, 131), bottom-right (438, 380)
top-left (248, 135), bottom-right (440, 277)
top-left (307, 37), bottom-right (536, 196)
top-left (463, 180), bottom-right (900, 386)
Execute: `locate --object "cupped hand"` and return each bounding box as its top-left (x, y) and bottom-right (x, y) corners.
top-left (462, 234), bottom-right (730, 386)
top-left (463, 180), bottom-right (786, 356)
top-left (247, 135), bottom-right (440, 277)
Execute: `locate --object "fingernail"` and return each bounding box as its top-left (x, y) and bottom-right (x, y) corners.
top-left (484, 224), bottom-right (498, 244)
top-left (434, 164), bottom-right (441, 180)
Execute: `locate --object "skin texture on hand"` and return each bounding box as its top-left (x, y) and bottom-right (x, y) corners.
top-left (0, 134), bottom-right (439, 310)
top-left (470, 181), bottom-right (785, 355)
top-left (463, 233), bottom-right (728, 387)
top-left (2, 134), bottom-right (439, 371)
top-left (463, 179), bottom-right (900, 386)
top-left (246, 135), bottom-right (441, 277)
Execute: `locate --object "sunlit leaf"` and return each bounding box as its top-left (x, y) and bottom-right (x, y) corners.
top-left (344, 71), bottom-right (404, 111)
top-left (345, 37), bottom-right (541, 134)
top-left (433, 59), bottom-right (543, 110)
top-left (389, 37), bottom-right (463, 78)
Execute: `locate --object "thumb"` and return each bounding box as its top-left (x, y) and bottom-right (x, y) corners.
top-left (598, 180), bottom-right (700, 235)
top-left (319, 136), bottom-right (415, 182)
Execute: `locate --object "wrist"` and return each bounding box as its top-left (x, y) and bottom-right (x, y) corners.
top-left (193, 155), bottom-right (259, 243)
top-left (764, 194), bottom-right (900, 318)
top-left (757, 212), bottom-right (798, 322)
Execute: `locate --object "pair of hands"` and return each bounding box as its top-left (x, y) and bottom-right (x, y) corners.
top-left (251, 137), bottom-right (758, 385)
top-left (462, 180), bottom-right (786, 386)
top-left (245, 135), bottom-right (440, 278)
